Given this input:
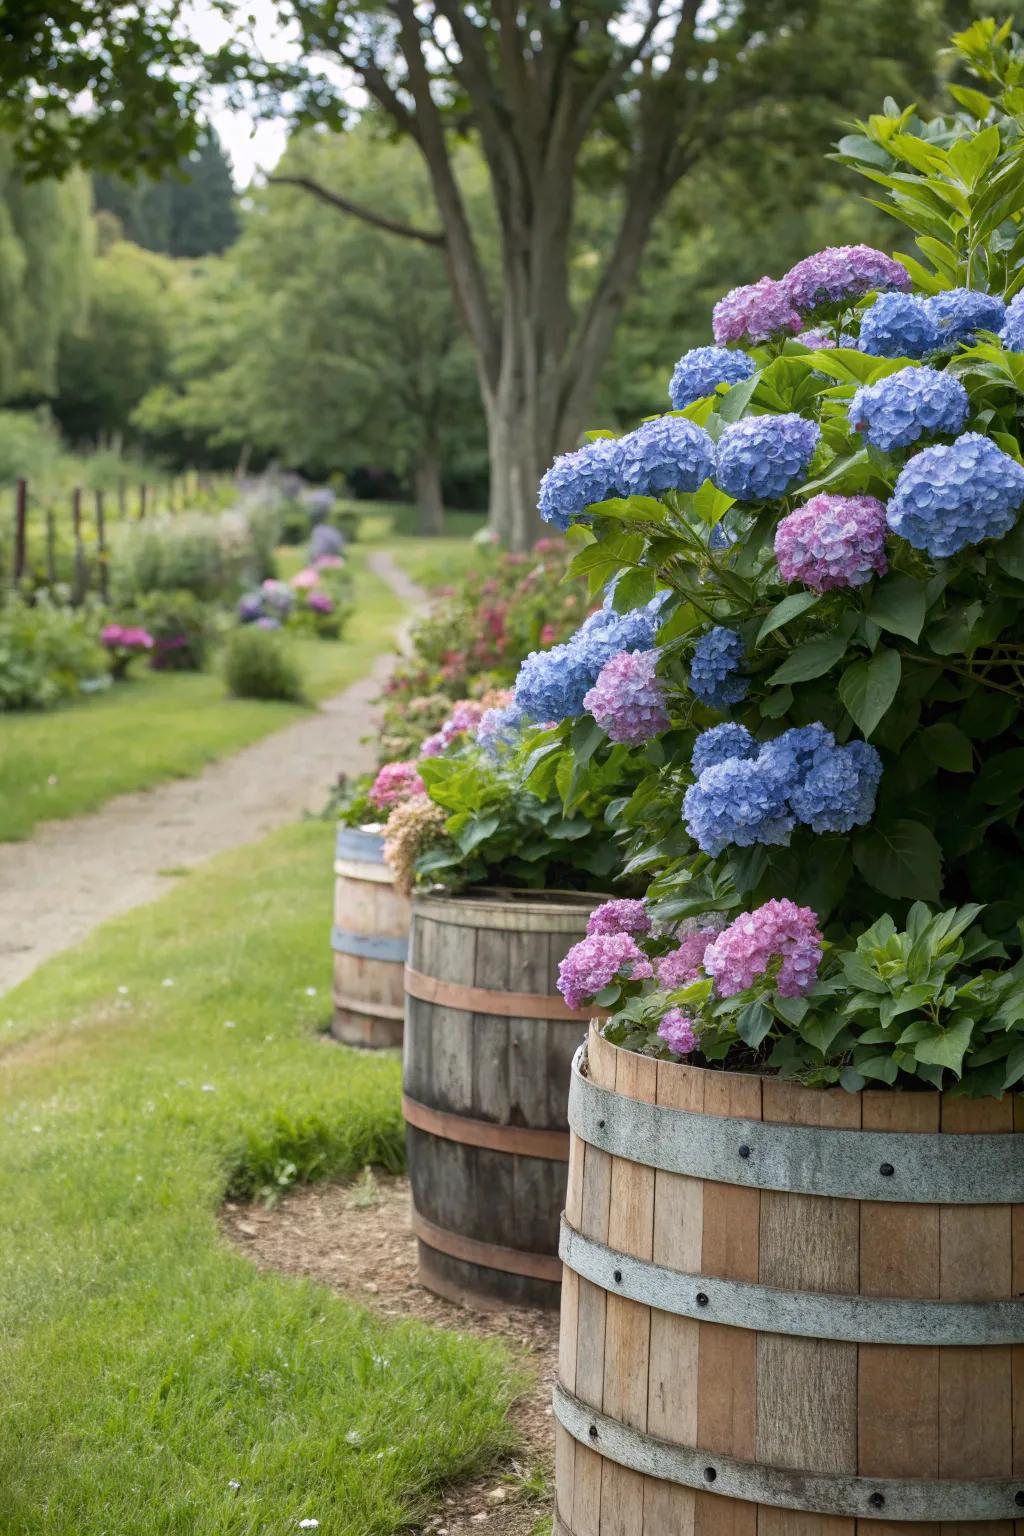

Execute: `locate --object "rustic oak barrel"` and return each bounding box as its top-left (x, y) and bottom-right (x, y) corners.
top-left (403, 889), bottom-right (604, 1310)
top-left (554, 1022), bottom-right (1024, 1535)
top-left (330, 826), bottom-right (409, 1050)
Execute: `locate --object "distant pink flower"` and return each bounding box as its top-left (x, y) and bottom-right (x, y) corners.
top-left (291, 568), bottom-right (320, 590)
top-left (540, 624), bottom-right (557, 646)
top-left (586, 899), bottom-right (651, 939)
top-left (369, 760), bottom-right (426, 811)
top-left (308, 591), bottom-right (334, 614)
top-left (314, 554), bottom-right (345, 569)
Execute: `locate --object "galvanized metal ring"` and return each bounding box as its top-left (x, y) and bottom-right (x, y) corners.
top-left (553, 1384), bottom-right (1024, 1520)
top-left (335, 826), bottom-right (386, 863)
top-left (330, 927), bottom-right (408, 963)
top-left (558, 1218), bottom-right (1024, 1345)
top-left (569, 1046), bottom-right (1024, 1204)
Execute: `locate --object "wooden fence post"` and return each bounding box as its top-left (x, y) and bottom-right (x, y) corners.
top-left (71, 487), bottom-right (86, 603)
top-left (45, 509), bottom-right (56, 586)
top-left (139, 484), bottom-right (147, 521)
top-left (13, 479), bottom-right (28, 581)
top-left (95, 489), bottom-right (108, 600)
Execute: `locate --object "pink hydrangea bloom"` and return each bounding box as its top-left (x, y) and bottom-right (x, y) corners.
top-left (775, 494), bottom-right (888, 593)
top-left (586, 899), bottom-right (651, 939)
top-left (556, 933), bottom-right (654, 1011)
top-left (583, 649), bottom-right (670, 746)
top-left (291, 567), bottom-right (320, 590)
top-left (419, 731), bottom-right (446, 758)
top-left (101, 624), bottom-right (153, 649)
top-left (308, 591), bottom-right (334, 613)
top-left (658, 928), bottom-right (719, 988)
top-left (781, 246), bottom-right (910, 313)
top-left (713, 277), bottom-right (802, 347)
top-left (314, 554), bottom-right (345, 569)
top-left (703, 899), bottom-right (823, 999)
top-left (419, 699), bottom-right (488, 759)
top-left (368, 760), bottom-right (426, 811)
top-left (657, 1008), bottom-right (699, 1056)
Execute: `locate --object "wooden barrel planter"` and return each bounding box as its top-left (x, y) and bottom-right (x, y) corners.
top-left (555, 1022), bottom-right (1024, 1535)
top-left (330, 825), bottom-right (409, 1050)
top-left (402, 890), bottom-right (604, 1310)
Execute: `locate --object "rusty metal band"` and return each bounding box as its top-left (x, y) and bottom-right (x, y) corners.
top-left (335, 826), bottom-right (385, 862)
top-left (553, 1384), bottom-right (1024, 1520)
top-left (558, 1218), bottom-right (1024, 1346)
top-left (411, 1207), bottom-right (562, 1283)
top-left (569, 1046), bottom-right (1024, 1205)
top-left (335, 857), bottom-right (395, 884)
top-left (332, 991), bottom-right (404, 1022)
top-left (331, 926), bottom-right (408, 963)
top-left (403, 1094), bottom-right (570, 1161)
top-left (404, 965), bottom-right (599, 1022)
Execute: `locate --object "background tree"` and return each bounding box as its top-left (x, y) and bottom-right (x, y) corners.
top-left (136, 129), bottom-right (486, 522)
top-left (0, 141), bottom-right (91, 401)
top-left (93, 129), bottom-right (238, 258)
top-left (262, 0), bottom-right (946, 546)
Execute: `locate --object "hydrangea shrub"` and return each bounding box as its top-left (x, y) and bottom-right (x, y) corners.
top-left (519, 30), bottom-right (1024, 1094)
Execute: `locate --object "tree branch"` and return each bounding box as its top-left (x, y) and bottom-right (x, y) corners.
top-left (268, 174), bottom-right (446, 247)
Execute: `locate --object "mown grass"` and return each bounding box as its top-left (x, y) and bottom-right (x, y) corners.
top-left (0, 820), bottom-right (526, 1534)
top-left (0, 552), bottom-right (406, 842)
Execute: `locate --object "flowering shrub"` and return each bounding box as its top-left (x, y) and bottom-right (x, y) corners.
top-left (100, 623), bottom-right (154, 680)
top-left (239, 559), bottom-right (353, 640)
top-left (131, 590), bottom-right (214, 672)
top-left (0, 594), bottom-right (108, 711)
top-left (524, 26), bottom-right (1024, 1093)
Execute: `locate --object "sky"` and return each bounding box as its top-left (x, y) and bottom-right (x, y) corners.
top-left (183, 0), bottom-right (295, 186)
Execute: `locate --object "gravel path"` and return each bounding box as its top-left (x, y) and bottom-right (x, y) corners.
top-left (0, 552), bottom-right (424, 998)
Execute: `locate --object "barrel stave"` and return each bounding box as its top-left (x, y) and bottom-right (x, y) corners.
top-left (331, 828), bottom-right (408, 1048)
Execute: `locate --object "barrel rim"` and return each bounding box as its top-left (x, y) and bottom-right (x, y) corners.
top-left (569, 1043), bottom-right (1024, 1203)
top-left (412, 885), bottom-right (609, 924)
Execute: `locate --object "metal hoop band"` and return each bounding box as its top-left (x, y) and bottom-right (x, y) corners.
top-left (411, 1207), bottom-right (562, 1282)
top-left (558, 1218), bottom-right (1024, 1345)
top-left (553, 1384), bottom-right (1024, 1521)
top-left (405, 966), bottom-right (600, 1022)
top-left (568, 1046), bottom-right (1024, 1204)
top-left (335, 826), bottom-right (385, 862)
top-left (404, 1094), bottom-right (570, 1161)
top-left (331, 927), bottom-right (408, 963)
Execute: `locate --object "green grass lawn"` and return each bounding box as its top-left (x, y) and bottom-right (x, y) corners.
top-left (0, 553), bottom-right (406, 842)
top-left (0, 820), bottom-right (526, 1534)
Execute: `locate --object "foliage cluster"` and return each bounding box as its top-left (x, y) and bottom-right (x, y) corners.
top-left (0, 591), bottom-right (107, 710)
top-left (224, 624), bottom-right (305, 703)
top-left (109, 496), bottom-right (279, 605)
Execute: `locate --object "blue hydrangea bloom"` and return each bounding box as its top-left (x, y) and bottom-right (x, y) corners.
top-left (668, 347), bottom-right (756, 410)
top-left (757, 724), bottom-right (836, 795)
top-left (692, 723), bottom-right (757, 778)
top-left (928, 288), bottom-right (1006, 348)
top-left (683, 760), bottom-right (794, 856)
top-left (849, 366), bottom-right (969, 453)
top-left (999, 293), bottom-right (1024, 352)
top-left (887, 432), bottom-right (1024, 558)
top-left (538, 437), bottom-right (624, 530)
top-left (619, 416), bottom-right (716, 497)
top-left (514, 601), bottom-right (663, 721)
top-left (859, 293), bottom-right (938, 359)
top-left (787, 740), bottom-right (883, 833)
top-left (690, 626), bottom-right (748, 708)
top-left (476, 703), bottom-right (526, 757)
top-left (714, 414), bottom-right (820, 502)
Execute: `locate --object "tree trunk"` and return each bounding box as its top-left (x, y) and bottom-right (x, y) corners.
top-left (414, 442), bottom-right (445, 536)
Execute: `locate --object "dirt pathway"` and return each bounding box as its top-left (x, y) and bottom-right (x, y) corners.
top-left (0, 552), bottom-right (424, 998)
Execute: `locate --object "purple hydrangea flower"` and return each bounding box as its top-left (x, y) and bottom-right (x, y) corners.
top-left (683, 758), bottom-right (794, 856)
top-left (999, 293), bottom-right (1024, 351)
top-left (669, 346), bottom-right (756, 410)
top-left (586, 899), bottom-right (652, 939)
top-left (238, 592), bottom-right (263, 623)
top-left (692, 723), bottom-right (757, 778)
top-left (657, 1008), bottom-right (699, 1055)
top-left (619, 416), bottom-right (716, 497)
top-left (556, 933), bottom-right (654, 1011)
top-left (858, 293), bottom-right (938, 359)
top-left (583, 649), bottom-right (669, 745)
top-left (658, 931), bottom-right (717, 988)
top-left (849, 365), bottom-right (970, 454)
top-left (775, 493), bottom-right (889, 592)
top-left (690, 626), bottom-right (748, 708)
top-left (476, 702), bottom-right (526, 757)
top-left (713, 277), bottom-right (802, 346)
top-left (703, 899), bottom-right (823, 998)
top-left (786, 738), bottom-right (883, 834)
top-left (538, 437), bottom-right (625, 530)
top-left (797, 329), bottom-right (859, 350)
top-left (309, 522), bottom-right (345, 560)
top-left (256, 617), bottom-right (280, 630)
top-left (714, 414), bottom-right (820, 502)
top-left (782, 245), bottom-right (910, 313)
top-left (887, 432), bottom-right (1024, 558)
top-left (928, 288), bottom-right (1006, 348)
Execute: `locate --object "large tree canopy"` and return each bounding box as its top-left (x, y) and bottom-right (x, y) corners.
top-left (93, 129), bottom-right (238, 257)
